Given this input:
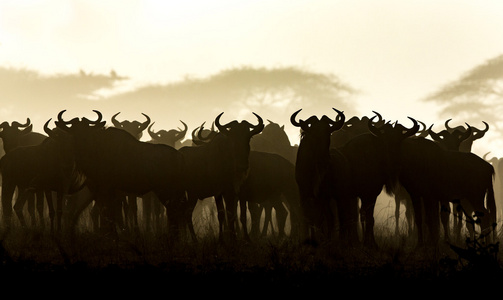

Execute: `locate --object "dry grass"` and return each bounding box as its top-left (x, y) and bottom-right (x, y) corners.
top-left (1, 218), bottom-right (502, 290)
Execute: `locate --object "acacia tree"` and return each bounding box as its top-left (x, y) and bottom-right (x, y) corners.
top-left (0, 67), bottom-right (126, 120)
top-left (424, 54), bottom-right (503, 136)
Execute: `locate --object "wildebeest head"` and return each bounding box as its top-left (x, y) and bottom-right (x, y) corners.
top-left (55, 110), bottom-right (106, 135)
top-left (0, 118), bottom-right (35, 152)
top-left (215, 112), bottom-right (264, 181)
top-left (367, 113), bottom-right (420, 193)
top-left (367, 112), bottom-right (419, 144)
top-left (330, 112), bottom-right (383, 148)
top-left (191, 122), bottom-right (217, 146)
top-left (291, 108), bottom-right (346, 152)
top-left (111, 112), bottom-right (151, 140)
top-left (148, 121), bottom-right (187, 148)
top-left (43, 118), bottom-right (87, 191)
top-left (444, 119), bottom-right (489, 152)
top-left (429, 123), bottom-right (472, 151)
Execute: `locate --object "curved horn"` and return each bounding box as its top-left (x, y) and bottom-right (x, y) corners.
top-left (191, 127), bottom-right (199, 142)
top-left (367, 112), bottom-right (382, 136)
top-left (404, 117), bottom-right (420, 138)
top-left (43, 119), bottom-right (53, 137)
top-left (290, 109), bottom-right (302, 127)
top-left (461, 123), bottom-right (473, 141)
top-left (483, 151), bottom-right (491, 161)
top-left (111, 112), bottom-right (121, 127)
top-left (91, 110), bottom-right (103, 125)
top-left (12, 118), bottom-right (31, 129)
top-left (176, 120), bottom-right (188, 139)
top-left (330, 108), bottom-right (345, 132)
top-left (445, 119), bottom-right (454, 131)
top-left (374, 111), bottom-right (383, 123)
top-left (427, 124), bottom-right (441, 141)
top-left (57, 110), bottom-right (68, 124)
top-left (139, 113), bottom-right (151, 131)
top-left (249, 112), bottom-right (264, 136)
top-left (473, 121), bottom-right (489, 133)
top-left (147, 122), bottom-right (157, 140)
top-left (197, 122), bottom-right (213, 141)
top-left (417, 120), bottom-right (429, 138)
top-left (215, 112), bottom-right (228, 133)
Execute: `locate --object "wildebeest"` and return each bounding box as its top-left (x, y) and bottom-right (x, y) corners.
top-left (443, 119), bottom-right (489, 153)
top-left (334, 114), bottom-right (420, 248)
top-left (0, 118), bottom-right (48, 227)
top-left (141, 120), bottom-right (188, 232)
top-left (49, 110), bottom-right (186, 237)
top-left (109, 112), bottom-right (154, 231)
top-left (178, 112), bottom-right (264, 242)
top-left (250, 119), bottom-right (297, 165)
top-left (0, 120), bottom-right (85, 232)
top-left (249, 119), bottom-right (299, 235)
top-left (242, 150), bottom-right (302, 240)
top-left (191, 123), bottom-right (302, 241)
top-left (111, 112), bottom-right (151, 140)
top-left (291, 108), bottom-right (355, 244)
top-left (396, 128), bottom-right (496, 246)
top-left (428, 121), bottom-right (495, 242)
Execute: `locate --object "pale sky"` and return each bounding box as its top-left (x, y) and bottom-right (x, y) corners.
top-left (1, 0), bottom-right (503, 153)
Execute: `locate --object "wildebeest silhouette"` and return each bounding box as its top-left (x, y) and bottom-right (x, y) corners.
top-left (178, 112), bottom-right (264, 242)
top-left (141, 120), bottom-right (188, 233)
top-left (0, 119), bottom-right (49, 228)
top-left (291, 108), bottom-right (354, 244)
top-left (335, 113), bottom-right (420, 248)
top-left (51, 110), bottom-right (186, 238)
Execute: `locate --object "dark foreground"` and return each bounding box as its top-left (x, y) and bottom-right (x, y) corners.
top-left (1, 225), bottom-right (503, 291)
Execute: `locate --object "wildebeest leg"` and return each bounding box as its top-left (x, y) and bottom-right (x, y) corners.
top-left (214, 195), bottom-right (227, 242)
top-left (179, 195), bottom-right (198, 242)
top-left (394, 186), bottom-right (409, 236)
top-left (424, 197), bottom-right (440, 246)
top-left (64, 186), bottom-right (96, 235)
top-left (35, 190), bottom-right (45, 229)
top-left (55, 192), bottom-right (66, 233)
top-left (410, 195), bottom-right (425, 246)
top-left (337, 196), bottom-right (360, 246)
top-left (1, 180), bottom-right (16, 228)
top-left (45, 191), bottom-right (55, 232)
top-left (440, 200), bottom-right (451, 242)
top-left (95, 190), bottom-right (121, 236)
top-left (452, 202), bottom-right (463, 241)
top-left (156, 190), bottom-right (186, 241)
top-left (247, 201), bottom-right (262, 239)
top-left (90, 202), bottom-right (101, 231)
top-left (238, 196), bottom-right (250, 241)
top-left (142, 193), bottom-right (154, 232)
top-left (360, 196), bottom-right (377, 248)
top-left (405, 199), bottom-right (415, 237)
top-left (274, 202), bottom-right (288, 238)
top-left (14, 188), bottom-right (30, 228)
top-left (125, 194), bottom-right (139, 232)
top-left (261, 203), bottom-right (272, 237)
top-left (25, 190), bottom-right (35, 227)
top-left (395, 196), bottom-right (401, 236)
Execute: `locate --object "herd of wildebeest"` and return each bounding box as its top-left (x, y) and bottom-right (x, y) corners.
top-left (0, 108), bottom-right (500, 250)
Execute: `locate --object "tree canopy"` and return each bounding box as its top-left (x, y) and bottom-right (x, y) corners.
top-left (424, 54), bottom-right (503, 133)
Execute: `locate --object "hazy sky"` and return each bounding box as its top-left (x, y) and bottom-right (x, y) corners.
top-left (1, 0), bottom-right (503, 152)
